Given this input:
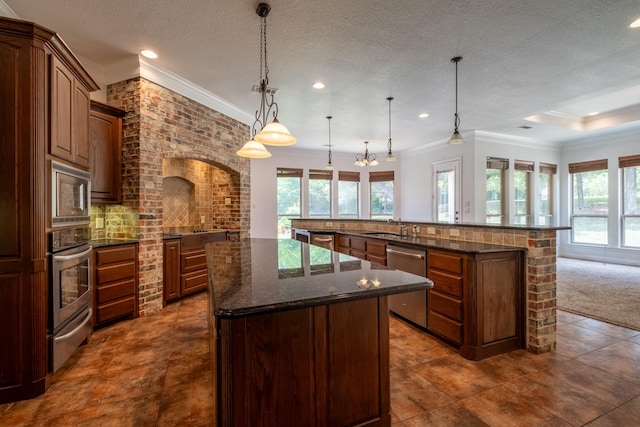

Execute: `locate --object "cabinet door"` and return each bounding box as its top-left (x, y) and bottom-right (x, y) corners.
top-left (50, 55), bottom-right (91, 168)
top-left (90, 106), bottom-right (122, 203)
top-left (73, 84), bottom-right (90, 168)
top-left (50, 55), bottom-right (74, 163)
top-left (163, 240), bottom-right (181, 302)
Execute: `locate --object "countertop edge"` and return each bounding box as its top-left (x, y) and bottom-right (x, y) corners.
top-left (213, 280), bottom-right (433, 319)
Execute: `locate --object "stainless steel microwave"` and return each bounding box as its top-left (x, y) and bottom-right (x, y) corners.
top-left (51, 161), bottom-right (91, 227)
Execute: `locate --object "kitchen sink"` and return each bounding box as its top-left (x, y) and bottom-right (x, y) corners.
top-left (361, 232), bottom-right (404, 239)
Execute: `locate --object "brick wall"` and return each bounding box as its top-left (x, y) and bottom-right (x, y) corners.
top-left (291, 218), bottom-right (559, 354)
top-left (105, 77), bottom-right (250, 316)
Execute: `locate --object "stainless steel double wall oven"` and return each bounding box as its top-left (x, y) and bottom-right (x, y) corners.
top-left (48, 161), bottom-right (93, 372)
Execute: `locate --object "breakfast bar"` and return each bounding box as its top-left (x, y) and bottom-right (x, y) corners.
top-left (206, 238), bottom-right (433, 427)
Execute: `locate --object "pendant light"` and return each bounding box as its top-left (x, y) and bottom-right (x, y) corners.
top-left (325, 116), bottom-right (334, 170)
top-left (447, 56), bottom-right (465, 145)
top-left (354, 141), bottom-right (378, 167)
top-left (385, 97), bottom-right (396, 161)
top-left (237, 3), bottom-right (296, 159)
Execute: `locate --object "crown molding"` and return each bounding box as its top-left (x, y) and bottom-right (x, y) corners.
top-left (103, 56), bottom-right (253, 126)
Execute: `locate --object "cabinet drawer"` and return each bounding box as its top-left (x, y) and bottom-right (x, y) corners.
top-left (428, 269), bottom-right (463, 298)
top-left (181, 249), bottom-right (207, 273)
top-left (366, 254), bottom-right (387, 266)
top-left (429, 290), bottom-right (462, 322)
top-left (337, 235), bottom-right (350, 249)
top-left (350, 249), bottom-right (366, 260)
top-left (96, 297), bottom-right (135, 323)
top-left (96, 261), bottom-right (136, 284)
top-left (181, 269), bottom-right (208, 295)
top-left (95, 244), bottom-right (136, 265)
top-left (428, 251), bottom-right (463, 274)
top-left (96, 279), bottom-right (135, 304)
top-left (366, 240), bottom-right (387, 257)
top-left (428, 311), bottom-right (462, 345)
top-left (351, 238), bottom-right (366, 252)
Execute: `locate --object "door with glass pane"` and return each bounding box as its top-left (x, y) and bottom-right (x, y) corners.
top-left (433, 159), bottom-right (461, 223)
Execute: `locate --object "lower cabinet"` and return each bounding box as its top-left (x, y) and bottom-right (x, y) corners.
top-left (214, 297), bottom-right (390, 426)
top-left (427, 249), bottom-right (524, 360)
top-left (164, 234), bottom-right (222, 304)
top-left (339, 235), bottom-right (387, 265)
top-left (93, 243), bottom-right (139, 327)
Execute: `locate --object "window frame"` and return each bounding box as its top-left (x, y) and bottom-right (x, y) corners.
top-left (486, 157), bottom-right (508, 225)
top-left (619, 154), bottom-right (640, 248)
top-left (513, 160), bottom-right (534, 225)
top-left (569, 159), bottom-right (609, 245)
top-left (276, 168), bottom-right (303, 238)
top-left (338, 171), bottom-right (360, 219)
top-left (369, 171), bottom-right (394, 220)
top-left (538, 162), bottom-right (556, 226)
top-left (308, 169), bottom-right (333, 219)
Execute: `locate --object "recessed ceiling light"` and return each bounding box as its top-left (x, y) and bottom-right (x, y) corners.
top-left (418, 113), bottom-right (429, 118)
top-left (587, 111), bottom-right (599, 116)
top-left (140, 49), bottom-right (158, 59)
top-left (312, 82), bottom-right (325, 89)
top-left (630, 17), bottom-right (640, 28)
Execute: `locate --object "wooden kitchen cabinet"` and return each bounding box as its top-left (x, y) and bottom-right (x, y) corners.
top-left (427, 249), bottom-right (524, 360)
top-left (164, 232), bottom-right (227, 304)
top-left (338, 234), bottom-right (387, 266)
top-left (93, 243), bottom-right (139, 327)
top-left (163, 239), bottom-right (181, 302)
top-left (90, 101), bottom-right (124, 203)
top-left (50, 55), bottom-right (93, 169)
top-left (0, 17), bottom-right (98, 404)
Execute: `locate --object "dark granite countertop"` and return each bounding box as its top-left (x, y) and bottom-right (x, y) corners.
top-left (162, 228), bottom-right (230, 239)
top-left (90, 238), bottom-right (138, 248)
top-left (294, 218), bottom-right (570, 231)
top-left (342, 231), bottom-right (525, 254)
top-left (206, 238), bottom-right (433, 319)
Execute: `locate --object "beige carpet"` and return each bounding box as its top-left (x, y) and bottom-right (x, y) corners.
top-left (556, 257), bottom-right (640, 331)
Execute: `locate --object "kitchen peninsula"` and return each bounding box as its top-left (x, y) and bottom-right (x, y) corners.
top-left (206, 238), bottom-right (433, 427)
top-left (291, 218), bottom-right (570, 357)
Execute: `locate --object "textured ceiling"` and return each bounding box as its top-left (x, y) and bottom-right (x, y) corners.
top-left (2, 0), bottom-right (640, 154)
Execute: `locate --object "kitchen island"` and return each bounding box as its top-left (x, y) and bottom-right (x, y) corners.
top-left (206, 238), bottom-right (433, 427)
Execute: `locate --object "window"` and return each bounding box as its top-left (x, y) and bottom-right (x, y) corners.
top-left (308, 169), bottom-right (332, 218)
top-left (370, 171), bottom-right (394, 220)
top-left (338, 171), bottom-right (359, 218)
top-left (620, 155), bottom-right (640, 248)
top-left (276, 168), bottom-right (302, 238)
top-left (538, 163), bottom-right (556, 225)
top-left (486, 157), bottom-right (508, 224)
top-left (514, 160), bottom-right (533, 225)
top-left (569, 159), bottom-right (608, 245)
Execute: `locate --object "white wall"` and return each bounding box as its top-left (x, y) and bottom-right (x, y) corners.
top-left (250, 147), bottom-right (401, 238)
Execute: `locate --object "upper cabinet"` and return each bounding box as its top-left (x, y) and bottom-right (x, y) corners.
top-left (50, 55), bottom-right (95, 169)
top-left (90, 101), bottom-right (125, 203)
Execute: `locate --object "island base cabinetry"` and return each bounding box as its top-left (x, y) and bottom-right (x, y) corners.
top-left (215, 297), bottom-right (390, 427)
top-left (427, 249), bottom-right (524, 360)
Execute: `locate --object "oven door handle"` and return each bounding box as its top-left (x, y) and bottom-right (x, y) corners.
top-left (53, 246), bottom-right (92, 262)
top-left (53, 308), bottom-right (92, 342)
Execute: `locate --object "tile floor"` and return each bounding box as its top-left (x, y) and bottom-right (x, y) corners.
top-left (1, 292), bottom-right (640, 426)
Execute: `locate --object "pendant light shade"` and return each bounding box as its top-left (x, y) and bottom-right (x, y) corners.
top-left (448, 56), bottom-right (465, 145)
top-left (237, 3), bottom-right (296, 159)
top-left (236, 140), bottom-right (272, 158)
top-left (254, 118), bottom-right (297, 146)
top-left (385, 97), bottom-right (396, 161)
top-left (325, 116), bottom-right (333, 170)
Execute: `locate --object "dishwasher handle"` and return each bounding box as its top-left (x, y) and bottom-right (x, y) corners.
top-left (386, 247), bottom-right (425, 260)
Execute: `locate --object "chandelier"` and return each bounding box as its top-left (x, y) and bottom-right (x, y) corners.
top-left (447, 56), bottom-right (465, 145)
top-left (354, 141), bottom-right (378, 167)
top-left (237, 3), bottom-right (296, 159)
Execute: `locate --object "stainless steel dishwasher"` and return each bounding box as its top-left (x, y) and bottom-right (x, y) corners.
top-left (387, 245), bottom-right (428, 328)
